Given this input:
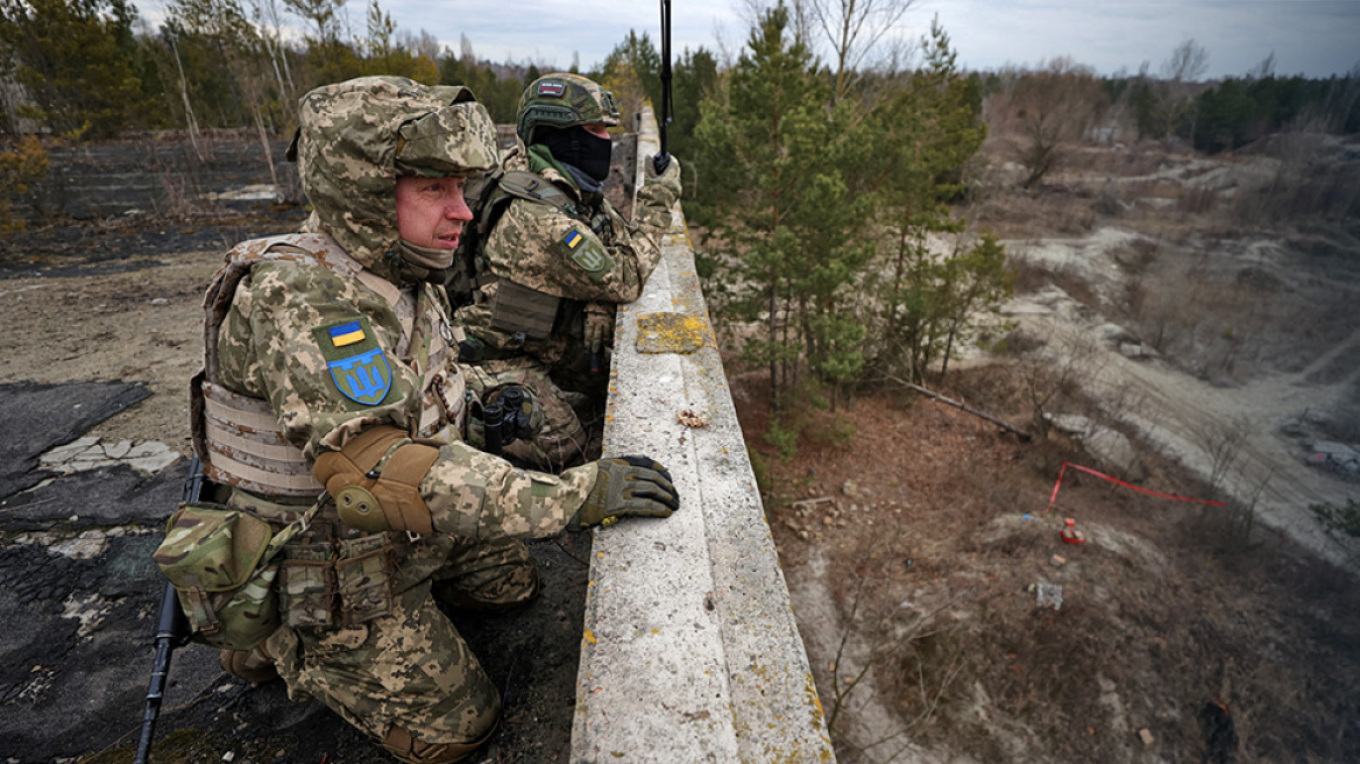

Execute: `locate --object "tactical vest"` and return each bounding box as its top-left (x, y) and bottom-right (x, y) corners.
top-left (191, 233), bottom-right (466, 498)
top-left (452, 169), bottom-right (605, 342)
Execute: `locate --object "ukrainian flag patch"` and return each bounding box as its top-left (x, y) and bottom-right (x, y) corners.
top-left (313, 316), bottom-right (391, 407)
top-left (328, 320), bottom-right (365, 347)
top-left (563, 229), bottom-right (584, 250)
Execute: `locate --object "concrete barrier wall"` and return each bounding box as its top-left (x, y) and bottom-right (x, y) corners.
top-left (571, 111), bottom-right (836, 763)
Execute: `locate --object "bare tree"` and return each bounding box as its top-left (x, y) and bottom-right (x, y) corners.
top-left (1162, 38), bottom-right (1209, 83)
top-left (1153, 38), bottom-right (1209, 139)
top-left (804, 0), bottom-right (915, 101)
top-left (998, 57), bottom-right (1108, 188)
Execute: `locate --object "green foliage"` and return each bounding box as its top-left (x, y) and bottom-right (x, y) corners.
top-left (765, 417), bottom-right (801, 462)
top-left (1195, 74), bottom-right (1360, 153)
top-left (857, 21), bottom-right (1006, 385)
top-left (0, 0), bottom-right (153, 136)
top-left (693, 3), bottom-right (875, 409)
top-left (596, 30), bottom-right (661, 121)
top-left (1310, 499), bottom-right (1360, 541)
top-left (356, 0), bottom-right (436, 83)
top-left (689, 6), bottom-right (1005, 414)
top-left (0, 136), bottom-right (50, 231)
top-left (439, 56), bottom-right (523, 124)
top-left (666, 46), bottom-right (719, 191)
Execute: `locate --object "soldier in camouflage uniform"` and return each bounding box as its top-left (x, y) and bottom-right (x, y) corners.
top-left (448, 72), bottom-right (682, 471)
top-left (193, 76), bottom-right (679, 764)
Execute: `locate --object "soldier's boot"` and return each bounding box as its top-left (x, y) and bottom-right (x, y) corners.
top-left (381, 722), bottom-right (497, 764)
top-left (218, 643), bottom-right (279, 684)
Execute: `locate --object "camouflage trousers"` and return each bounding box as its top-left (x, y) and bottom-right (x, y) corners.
top-left (265, 535), bottom-right (540, 753)
top-left (464, 358), bottom-right (604, 473)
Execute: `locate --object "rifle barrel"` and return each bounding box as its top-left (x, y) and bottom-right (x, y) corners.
top-left (134, 457), bottom-right (202, 764)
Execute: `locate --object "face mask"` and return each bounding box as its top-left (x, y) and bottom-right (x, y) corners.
top-left (538, 125), bottom-right (613, 182)
top-left (398, 239), bottom-right (455, 271)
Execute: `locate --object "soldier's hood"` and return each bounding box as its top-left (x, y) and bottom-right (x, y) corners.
top-left (289, 76), bottom-right (499, 284)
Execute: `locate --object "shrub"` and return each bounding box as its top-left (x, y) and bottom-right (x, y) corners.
top-left (0, 136), bottom-right (49, 232)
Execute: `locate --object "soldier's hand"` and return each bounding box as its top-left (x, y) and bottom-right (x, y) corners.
top-left (646, 153), bottom-right (682, 196)
top-left (584, 303), bottom-right (614, 355)
top-left (570, 456), bottom-right (679, 531)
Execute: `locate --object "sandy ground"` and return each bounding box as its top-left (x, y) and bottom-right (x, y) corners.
top-left (1004, 224), bottom-right (1360, 563)
top-left (0, 249), bottom-right (222, 451)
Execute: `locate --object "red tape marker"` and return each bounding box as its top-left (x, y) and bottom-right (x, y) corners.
top-left (1043, 461), bottom-right (1227, 516)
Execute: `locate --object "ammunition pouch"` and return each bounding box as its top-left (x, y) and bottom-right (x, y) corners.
top-left (278, 532), bottom-right (396, 629)
top-left (154, 499), bottom-right (321, 650)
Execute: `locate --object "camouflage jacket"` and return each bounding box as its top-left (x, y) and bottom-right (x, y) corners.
top-left (211, 236), bottom-right (598, 547)
top-left (452, 141), bottom-right (681, 366)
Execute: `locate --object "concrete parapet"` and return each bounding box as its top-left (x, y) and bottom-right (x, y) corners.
top-left (571, 112), bottom-right (835, 763)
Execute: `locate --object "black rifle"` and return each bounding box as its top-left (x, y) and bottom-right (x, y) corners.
top-left (655, 0), bottom-right (674, 174)
top-left (133, 457), bottom-right (201, 764)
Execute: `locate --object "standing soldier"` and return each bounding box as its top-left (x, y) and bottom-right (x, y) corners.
top-left (448, 73), bottom-right (683, 471)
top-left (187, 76), bottom-right (678, 764)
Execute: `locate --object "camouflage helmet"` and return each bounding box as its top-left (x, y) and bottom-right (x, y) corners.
top-left (516, 73), bottom-right (621, 146)
top-left (291, 76), bottom-right (498, 271)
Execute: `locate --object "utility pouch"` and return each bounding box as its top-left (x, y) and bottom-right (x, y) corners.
top-left (336, 534), bottom-right (396, 627)
top-left (278, 542), bottom-right (337, 628)
top-left (490, 281), bottom-right (560, 340)
top-left (154, 501), bottom-right (315, 650)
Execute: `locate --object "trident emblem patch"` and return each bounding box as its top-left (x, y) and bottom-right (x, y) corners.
top-left (314, 317), bottom-right (392, 407)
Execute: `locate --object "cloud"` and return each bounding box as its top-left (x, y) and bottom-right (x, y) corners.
top-left (134, 0), bottom-right (1359, 79)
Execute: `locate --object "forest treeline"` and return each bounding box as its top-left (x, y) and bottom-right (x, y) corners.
top-left (2, 0), bottom-right (1358, 427)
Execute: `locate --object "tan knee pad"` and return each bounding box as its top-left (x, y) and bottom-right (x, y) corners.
top-left (381, 721), bottom-right (497, 764)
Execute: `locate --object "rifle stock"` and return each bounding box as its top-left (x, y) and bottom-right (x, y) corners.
top-left (133, 457), bottom-right (201, 764)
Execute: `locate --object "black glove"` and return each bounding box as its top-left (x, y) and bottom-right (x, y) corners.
top-left (652, 152), bottom-right (671, 176)
top-left (570, 456), bottom-right (680, 530)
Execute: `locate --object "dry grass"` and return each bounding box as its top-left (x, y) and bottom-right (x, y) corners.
top-left (736, 367), bottom-right (1360, 763)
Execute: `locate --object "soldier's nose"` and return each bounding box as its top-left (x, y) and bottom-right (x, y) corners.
top-left (447, 194), bottom-right (473, 221)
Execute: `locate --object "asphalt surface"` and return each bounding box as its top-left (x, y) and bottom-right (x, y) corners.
top-left (0, 380), bottom-right (591, 764)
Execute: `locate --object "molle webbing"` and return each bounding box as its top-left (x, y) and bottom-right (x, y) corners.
top-left (199, 377), bottom-right (323, 496)
top-left (490, 281), bottom-right (560, 340)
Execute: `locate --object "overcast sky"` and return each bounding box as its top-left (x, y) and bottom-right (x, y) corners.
top-left (139, 0), bottom-right (1360, 80)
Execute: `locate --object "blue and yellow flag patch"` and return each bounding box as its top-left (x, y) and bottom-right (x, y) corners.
top-left (313, 316), bottom-right (391, 407)
top-left (328, 320), bottom-right (366, 347)
top-left (560, 226), bottom-right (610, 275)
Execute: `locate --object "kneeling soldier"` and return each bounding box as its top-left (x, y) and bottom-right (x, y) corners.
top-left (186, 76), bottom-right (678, 764)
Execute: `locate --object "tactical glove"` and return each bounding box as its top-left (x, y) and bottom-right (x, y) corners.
top-left (584, 302), bottom-right (614, 356)
top-left (646, 153), bottom-right (683, 197)
top-left (570, 456), bottom-right (680, 531)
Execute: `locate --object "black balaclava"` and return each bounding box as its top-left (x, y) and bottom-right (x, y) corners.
top-left (538, 125), bottom-right (612, 182)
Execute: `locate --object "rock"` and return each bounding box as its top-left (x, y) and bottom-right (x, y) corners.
top-left (841, 479), bottom-right (858, 497)
top-left (1139, 728), bottom-right (1154, 746)
top-left (1119, 342), bottom-right (1157, 360)
top-left (1085, 426), bottom-right (1147, 482)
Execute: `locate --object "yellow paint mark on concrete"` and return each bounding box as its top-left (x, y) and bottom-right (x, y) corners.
top-left (634, 312), bottom-right (711, 354)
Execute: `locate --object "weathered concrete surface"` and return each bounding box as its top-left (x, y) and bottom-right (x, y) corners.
top-left (572, 112), bottom-right (834, 763)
